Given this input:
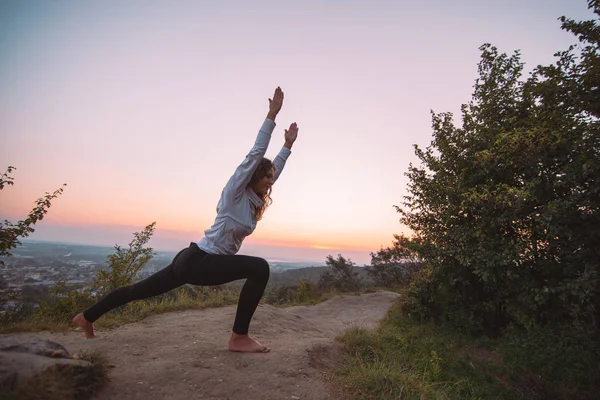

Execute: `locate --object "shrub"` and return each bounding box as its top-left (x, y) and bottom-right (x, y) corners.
top-left (318, 254), bottom-right (363, 293)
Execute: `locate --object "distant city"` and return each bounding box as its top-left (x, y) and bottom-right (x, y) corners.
top-left (0, 240), bottom-right (322, 289)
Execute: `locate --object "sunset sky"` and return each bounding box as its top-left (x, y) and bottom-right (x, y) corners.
top-left (0, 0), bottom-right (594, 265)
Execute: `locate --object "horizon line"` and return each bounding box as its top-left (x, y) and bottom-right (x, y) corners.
top-left (16, 238), bottom-right (329, 265)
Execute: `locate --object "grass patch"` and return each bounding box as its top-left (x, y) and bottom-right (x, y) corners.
top-left (0, 318), bottom-right (70, 335)
top-left (264, 288), bottom-right (357, 307)
top-left (0, 284), bottom-right (242, 334)
top-left (263, 279), bottom-right (399, 307)
top-left (331, 302), bottom-right (599, 400)
top-left (0, 282), bottom-right (374, 334)
top-left (94, 285), bottom-right (241, 329)
top-left (0, 349), bottom-right (110, 400)
top-left (334, 325), bottom-right (514, 399)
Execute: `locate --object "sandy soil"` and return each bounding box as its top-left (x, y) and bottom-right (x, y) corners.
top-left (7, 291), bottom-right (399, 400)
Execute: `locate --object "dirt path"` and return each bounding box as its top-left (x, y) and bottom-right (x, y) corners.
top-left (9, 291), bottom-right (399, 400)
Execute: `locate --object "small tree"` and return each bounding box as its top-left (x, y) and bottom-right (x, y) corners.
top-left (0, 166), bottom-right (66, 264)
top-left (318, 254), bottom-right (362, 292)
top-left (92, 222), bottom-right (157, 296)
top-left (368, 234), bottom-right (424, 288)
top-left (36, 223), bottom-right (158, 321)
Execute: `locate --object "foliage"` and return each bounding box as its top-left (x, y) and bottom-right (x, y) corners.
top-left (333, 304), bottom-right (600, 400)
top-left (36, 282), bottom-right (96, 322)
top-left (35, 223), bottom-right (157, 321)
top-left (367, 234), bottom-right (424, 288)
top-left (93, 285), bottom-right (240, 329)
top-left (0, 303), bottom-right (36, 328)
top-left (264, 279), bottom-right (316, 305)
top-left (296, 279), bottom-right (315, 301)
top-left (498, 323), bottom-right (600, 391)
top-left (318, 254), bottom-right (363, 292)
top-left (0, 284), bottom-right (241, 333)
top-left (91, 222), bottom-right (156, 296)
top-left (0, 166), bottom-right (66, 264)
top-left (397, 4), bottom-right (600, 334)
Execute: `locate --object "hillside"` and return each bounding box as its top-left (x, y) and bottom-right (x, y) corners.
top-left (4, 291), bottom-right (399, 400)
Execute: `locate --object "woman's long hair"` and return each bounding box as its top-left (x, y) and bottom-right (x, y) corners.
top-left (249, 158), bottom-right (274, 221)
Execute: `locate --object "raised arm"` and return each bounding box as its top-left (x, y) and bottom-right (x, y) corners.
top-left (274, 122), bottom-right (299, 182)
top-left (223, 87), bottom-right (284, 199)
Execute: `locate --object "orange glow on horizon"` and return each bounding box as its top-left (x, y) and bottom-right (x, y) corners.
top-left (311, 244), bottom-right (337, 250)
top-left (2, 192), bottom-right (408, 253)
top-left (244, 235), bottom-right (392, 252)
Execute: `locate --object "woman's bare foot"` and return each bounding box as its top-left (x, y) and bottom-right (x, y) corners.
top-left (72, 313), bottom-right (96, 339)
top-left (228, 333), bottom-right (270, 353)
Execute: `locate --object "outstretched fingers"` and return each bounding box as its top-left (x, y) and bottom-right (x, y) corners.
top-left (284, 122), bottom-right (298, 143)
top-left (269, 86), bottom-right (284, 110)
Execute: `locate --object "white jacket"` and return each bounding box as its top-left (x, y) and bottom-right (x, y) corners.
top-left (196, 119), bottom-right (291, 255)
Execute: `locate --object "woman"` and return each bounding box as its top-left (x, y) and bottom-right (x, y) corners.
top-left (73, 87), bottom-right (298, 353)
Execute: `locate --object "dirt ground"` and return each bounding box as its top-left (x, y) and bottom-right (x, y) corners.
top-left (7, 291), bottom-right (399, 400)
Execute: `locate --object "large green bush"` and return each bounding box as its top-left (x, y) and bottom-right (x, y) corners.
top-left (399, 3), bottom-right (600, 334)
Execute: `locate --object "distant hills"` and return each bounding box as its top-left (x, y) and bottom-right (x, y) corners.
top-left (7, 240), bottom-right (326, 273)
top-left (1, 240), bottom-right (371, 292)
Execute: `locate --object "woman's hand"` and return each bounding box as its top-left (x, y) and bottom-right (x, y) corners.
top-left (284, 122), bottom-right (298, 149)
top-left (267, 87), bottom-right (284, 121)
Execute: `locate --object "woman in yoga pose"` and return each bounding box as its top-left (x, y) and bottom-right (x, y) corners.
top-left (73, 87), bottom-right (298, 353)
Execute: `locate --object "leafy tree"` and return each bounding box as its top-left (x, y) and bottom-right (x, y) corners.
top-left (0, 166), bottom-right (66, 264)
top-left (368, 234), bottom-right (423, 288)
top-left (318, 254), bottom-right (362, 292)
top-left (37, 223), bottom-right (158, 320)
top-left (398, 2), bottom-right (600, 333)
top-left (91, 222), bottom-right (157, 296)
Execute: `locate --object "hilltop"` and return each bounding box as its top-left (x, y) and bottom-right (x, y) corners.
top-left (4, 291), bottom-right (399, 400)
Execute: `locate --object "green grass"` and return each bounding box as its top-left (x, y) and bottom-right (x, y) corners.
top-left (330, 302), bottom-right (599, 400)
top-left (94, 285), bottom-right (242, 329)
top-left (0, 285), bottom-right (242, 334)
top-left (264, 288), bottom-right (360, 307)
top-left (0, 349), bottom-right (110, 400)
top-left (333, 325), bottom-right (515, 399)
top-left (0, 283), bottom-right (378, 334)
top-left (0, 318), bottom-right (71, 335)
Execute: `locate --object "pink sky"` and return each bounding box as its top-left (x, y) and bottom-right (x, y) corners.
top-left (0, 0), bottom-right (593, 265)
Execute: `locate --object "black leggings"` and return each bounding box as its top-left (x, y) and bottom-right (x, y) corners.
top-left (82, 242), bottom-right (270, 334)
